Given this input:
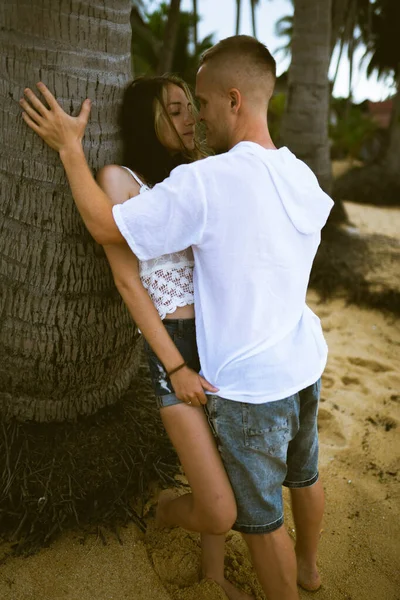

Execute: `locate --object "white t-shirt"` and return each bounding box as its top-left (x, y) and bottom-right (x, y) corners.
top-left (113, 142), bottom-right (334, 403)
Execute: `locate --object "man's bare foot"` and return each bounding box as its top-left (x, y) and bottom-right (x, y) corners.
top-left (205, 577), bottom-right (254, 600)
top-left (155, 488), bottom-right (180, 529)
top-left (296, 559), bottom-right (321, 592)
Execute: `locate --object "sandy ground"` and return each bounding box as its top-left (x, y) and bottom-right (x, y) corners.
top-left (344, 200), bottom-right (400, 239)
top-left (1, 202), bottom-right (399, 600)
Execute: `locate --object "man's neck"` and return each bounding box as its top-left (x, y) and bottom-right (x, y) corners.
top-left (228, 120), bottom-right (276, 151)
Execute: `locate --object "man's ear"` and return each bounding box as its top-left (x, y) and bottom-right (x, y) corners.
top-left (229, 88), bottom-right (241, 113)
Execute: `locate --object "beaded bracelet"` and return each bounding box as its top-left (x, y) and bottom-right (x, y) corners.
top-left (167, 361), bottom-right (187, 377)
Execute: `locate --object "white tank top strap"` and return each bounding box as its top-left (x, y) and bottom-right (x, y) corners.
top-left (121, 166), bottom-right (147, 189)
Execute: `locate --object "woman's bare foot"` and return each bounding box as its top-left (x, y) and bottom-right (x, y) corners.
top-left (296, 558), bottom-right (321, 592)
top-left (205, 577), bottom-right (254, 600)
top-left (155, 488), bottom-right (180, 528)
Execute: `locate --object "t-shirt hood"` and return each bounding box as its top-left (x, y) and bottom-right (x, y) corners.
top-left (231, 142), bottom-right (334, 234)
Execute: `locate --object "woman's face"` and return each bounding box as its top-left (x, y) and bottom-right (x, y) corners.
top-left (157, 83), bottom-right (196, 152)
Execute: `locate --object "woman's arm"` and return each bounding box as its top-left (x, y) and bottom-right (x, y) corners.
top-left (103, 243), bottom-right (184, 372)
top-left (97, 167), bottom-right (217, 405)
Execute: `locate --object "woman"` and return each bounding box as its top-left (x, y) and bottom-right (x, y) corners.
top-left (20, 75), bottom-right (251, 600)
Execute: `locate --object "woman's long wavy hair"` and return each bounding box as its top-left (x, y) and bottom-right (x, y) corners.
top-left (118, 75), bottom-right (205, 186)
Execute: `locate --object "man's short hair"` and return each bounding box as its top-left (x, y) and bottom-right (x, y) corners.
top-left (199, 35), bottom-right (276, 86)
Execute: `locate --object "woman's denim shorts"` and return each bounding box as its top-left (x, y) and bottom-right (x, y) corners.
top-left (143, 318), bottom-right (200, 409)
top-left (204, 380), bottom-right (321, 534)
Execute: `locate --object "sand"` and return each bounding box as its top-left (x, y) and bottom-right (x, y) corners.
top-left (1, 202), bottom-right (399, 600)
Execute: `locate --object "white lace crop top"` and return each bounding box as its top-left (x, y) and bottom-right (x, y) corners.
top-left (121, 167), bottom-right (195, 320)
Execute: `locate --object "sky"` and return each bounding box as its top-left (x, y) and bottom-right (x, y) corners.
top-left (175, 0), bottom-right (395, 103)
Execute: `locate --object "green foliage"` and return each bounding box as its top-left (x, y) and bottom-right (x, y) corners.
top-left (131, 2), bottom-right (214, 85)
top-left (274, 14), bottom-right (292, 60)
top-left (362, 0), bottom-right (400, 82)
top-left (330, 99), bottom-right (378, 159)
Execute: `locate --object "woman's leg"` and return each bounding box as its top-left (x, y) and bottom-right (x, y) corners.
top-left (201, 533), bottom-right (253, 600)
top-left (158, 403), bottom-right (236, 533)
top-left (158, 403), bottom-right (253, 600)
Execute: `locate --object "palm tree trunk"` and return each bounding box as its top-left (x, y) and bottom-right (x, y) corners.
top-left (344, 1), bottom-right (357, 122)
top-left (0, 0), bottom-right (141, 422)
top-left (345, 35), bottom-right (355, 121)
top-left (157, 0), bottom-right (182, 74)
top-left (281, 0), bottom-right (333, 195)
top-left (250, 0), bottom-right (257, 38)
top-left (236, 0), bottom-right (242, 35)
top-left (331, 31), bottom-right (346, 92)
top-left (385, 70), bottom-right (400, 176)
top-left (330, 0), bottom-right (348, 57)
top-left (193, 0), bottom-right (198, 51)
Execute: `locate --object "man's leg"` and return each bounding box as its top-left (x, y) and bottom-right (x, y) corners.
top-left (285, 380), bottom-right (324, 591)
top-left (204, 394), bottom-right (301, 600)
top-left (242, 526), bottom-right (299, 600)
top-left (290, 479), bottom-right (324, 591)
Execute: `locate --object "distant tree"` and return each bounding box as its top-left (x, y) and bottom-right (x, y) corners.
top-left (281, 0), bottom-right (333, 195)
top-left (274, 12), bottom-right (293, 60)
top-left (131, 3), bottom-right (214, 85)
top-left (362, 0), bottom-right (400, 176)
top-left (157, 0), bottom-right (182, 74)
top-left (193, 0), bottom-right (198, 50)
top-left (250, 0), bottom-right (258, 37)
top-left (275, 0), bottom-right (371, 95)
top-left (236, 0), bottom-right (242, 34)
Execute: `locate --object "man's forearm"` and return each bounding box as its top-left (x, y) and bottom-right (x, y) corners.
top-left (59, 144), bottom-right (124, 245)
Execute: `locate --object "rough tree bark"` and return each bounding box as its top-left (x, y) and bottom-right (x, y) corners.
top-left (0, 0), bottom-right (141, 422)
top-left (281, 0), bottom-right (333, 196)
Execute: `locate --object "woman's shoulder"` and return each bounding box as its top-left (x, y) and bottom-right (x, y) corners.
top-left (96, 164), bottom-right (133, 185)
top-left (96, 164), bottom-right (141, 203)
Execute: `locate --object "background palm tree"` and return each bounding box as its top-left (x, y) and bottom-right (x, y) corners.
top-left (236, 0), bottom-right (242, 34)
top-left (131, 3), bottom-right (214, 86)
top-left (275, 0), bottom-right (371, 95)
top-left (157, 0), bottom-right (182, 73)
top-left (281, 0), bottom-right (333, 195)
top-left (250, 0), bottom-right (259, 37)
top-left (362, 0), bottom-right (400, 175)
top-left (193, 0), bottom-right (198, 50)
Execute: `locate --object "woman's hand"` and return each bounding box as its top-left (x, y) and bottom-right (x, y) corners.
top-left (170, 367), bottom-right (218, 407)
top-left (20, 82), bottom-right (91, 153)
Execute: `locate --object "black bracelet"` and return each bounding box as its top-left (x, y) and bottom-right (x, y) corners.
top-left (167, 361), bottom-right (187, 377)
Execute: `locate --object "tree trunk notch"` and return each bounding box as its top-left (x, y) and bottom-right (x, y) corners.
top-left (0, 0), bottom-right (142, 422)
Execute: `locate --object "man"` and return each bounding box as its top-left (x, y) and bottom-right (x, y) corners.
top-left (21, 35), bottom-right (333, 600)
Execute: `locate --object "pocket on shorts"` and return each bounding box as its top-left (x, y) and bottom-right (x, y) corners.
top-left (242, 403), bottom-right (292, 453)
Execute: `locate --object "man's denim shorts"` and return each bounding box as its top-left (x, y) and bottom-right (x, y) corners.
top-left (143, 318), bottom-right (200, 409)
top-left (204, 380), bottom-right (321, 534)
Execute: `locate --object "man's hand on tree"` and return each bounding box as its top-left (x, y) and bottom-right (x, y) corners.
top-left (20, 82), bottom-right (91, 153)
